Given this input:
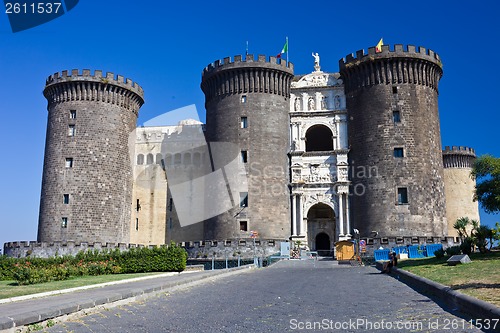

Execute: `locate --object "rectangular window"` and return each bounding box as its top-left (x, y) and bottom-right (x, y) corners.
top-left (168, 218), bottom-right (173, 229)
top-left (239, 220), bottom-right (248, 232)
top-left (393, 111), bottom-right (401, 123)
top-left (241, 95), bottom-right (247, 103)
top-left (136, 199), bottom-right (141, 211)
top-left (61, 217), bottom-right (68, 228)
top-left (392, 86), bottom-right (398, 94)
top-left (65, 158), bottom-right (73, 168)
top-left (240, 116), bottom-right (248, 129)
top-left (393, 148), bottom-right (404, 158)
top-left (168, 198), bottom-right (173, 211)
top-left (239, 192), bottom-right (248, 207)
top-left (69, 110), bottom-right (76, 119)
top-left (135, 218), bottom-right (139, 231)
top-left (241, 150), bottom-right (248, 163)
top-left (63, 194), bottom-right (70, 204)
top-left (68, 125), bottom-right (75, 136)
top-left (397, 187), bottom-right (408, 204)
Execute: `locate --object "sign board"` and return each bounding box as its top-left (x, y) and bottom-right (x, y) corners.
top-left (359, 240), bottom-right (367, 253)
top-left (447, 254), bottom-right (471, 266)
top-left (280, 242), bottom-right (290, 257)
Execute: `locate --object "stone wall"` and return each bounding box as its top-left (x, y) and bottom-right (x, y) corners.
top-left (201, 55), bottom-right (294, 240)
top-left (3, 241), bottom-right (147, 258)
top-left (340, 45), bottom-right (447, 237)
top-left (39, 70), bottom-right (144, 245)
top-left (442, 146), bottom-right (479, 237)
top-left (3, 236), bottom-right (460, 259)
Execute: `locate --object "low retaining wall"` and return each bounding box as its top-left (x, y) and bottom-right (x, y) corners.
top-left (375, 263), bottom-right (500, 321)
top-left (3, 241), bottom-right (153, 258)
top-left (180, 239), bottom-right (283, 259)
top-left (3, 236), bottom-right (461, 259)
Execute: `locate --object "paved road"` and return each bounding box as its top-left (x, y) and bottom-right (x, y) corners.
top-left (44, 260), bottom-right (488, 333)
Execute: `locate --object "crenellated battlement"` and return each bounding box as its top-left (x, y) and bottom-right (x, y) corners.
top-left (201, 54), bottom-right (293, 102)
top-left (46, 69), bottom-right (144, 96)
top-left (339, 44), bottom-right (443, 92)
top-left (442, 146), bottom-right (476, 155)
top-left (339, 44), bottom-right (441, 68)
top-left (44, 69), bottom-right (145, 114)
top-left (443, 146), bottom-right (476, 169)
top-left (201, 55), bottom-right (294, 103)
top-left (202, 54), bottom-right (293, 77)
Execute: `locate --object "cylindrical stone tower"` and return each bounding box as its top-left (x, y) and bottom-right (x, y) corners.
top-left (38, 69), bottom-right (144, 244)
top-left (201, 55), bottom-right (294, 239)
top-left (442, 146), bottom-right (480, 237)
top-left (339, 44), bottom-right (447, 237)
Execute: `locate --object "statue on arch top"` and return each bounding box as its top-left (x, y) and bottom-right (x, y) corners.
top-left (312, 52), bottom-right (321, 72)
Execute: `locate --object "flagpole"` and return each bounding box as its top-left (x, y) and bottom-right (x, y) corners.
top-left (246, 41), bottom-right (248, 57)
top-left (286, 36), bottom-right (289, 64)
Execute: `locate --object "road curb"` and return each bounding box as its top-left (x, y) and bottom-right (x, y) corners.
top-left (376, 262), bottom-right (500, 321)
top-left (0, 265), bottom-right (254, 332)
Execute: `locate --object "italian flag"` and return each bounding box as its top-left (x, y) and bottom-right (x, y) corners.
top-left (277, 40), bottom-right (288, 58)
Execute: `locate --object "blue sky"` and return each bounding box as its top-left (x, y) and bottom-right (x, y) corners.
top-left (1, 0), bottom-right (499, 248)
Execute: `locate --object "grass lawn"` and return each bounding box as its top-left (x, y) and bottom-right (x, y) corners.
top-left (397, 251), bottom-right (500, 307)
top-left (0, 272), bottom-right (163, 300)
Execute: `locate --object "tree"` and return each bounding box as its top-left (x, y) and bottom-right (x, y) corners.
top-left (473, 225), bottom-right (493, 253)
top-left (471, 154), bottom-right (500, 213)
top-left (453, 217), bottom-right (473, 241)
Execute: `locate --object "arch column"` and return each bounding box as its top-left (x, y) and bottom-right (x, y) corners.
top-left (298, 194), bottom-right (304, 236)
top-left (301, 92), bottom-right (308, 111)
top-left (338, 194), bottom-right (344, 237)
top-left (334, 116), bottom-right (341, 149)
top-left (292, 194), bottom-right (297, 236)
top-left (345, 195), bottom-right (351, 237)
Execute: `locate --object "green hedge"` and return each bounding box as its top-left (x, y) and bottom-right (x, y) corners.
top-left (0, 242), bottom-right (187, 285)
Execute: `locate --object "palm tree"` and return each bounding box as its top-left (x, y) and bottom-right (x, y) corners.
top-left (453, 217), bottom-right (471, 241)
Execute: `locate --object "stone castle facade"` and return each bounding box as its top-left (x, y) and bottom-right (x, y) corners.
top-left (4, 44), bottom-right (480, 256)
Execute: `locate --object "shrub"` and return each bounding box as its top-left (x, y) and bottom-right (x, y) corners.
top-left (434, 248), bottom-right (445, 259)
top-left (445, 246), bottom-right (461, 256)
top-left (4, 242), bottom-right (186, 285)
top-left (460, 237), bottom-right (474, 255)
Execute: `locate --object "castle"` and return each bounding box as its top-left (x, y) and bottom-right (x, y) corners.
top-left (4, 44), bottom-right (480, 257)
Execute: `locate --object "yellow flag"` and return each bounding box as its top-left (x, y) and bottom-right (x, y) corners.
top-left (376, 38), bottom-right (384, 53)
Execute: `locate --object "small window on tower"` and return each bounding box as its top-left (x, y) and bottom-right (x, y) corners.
top-left (69, 110), bottom-right (76, 119)
top-left (241, 95), bottom-right (247, 103)
top-left (241, 150), bottom-right (248, 163)
top-left (392, 86), bottom-right (398, 94)
top-left (65, 158), bottom-right (73, 168)
top-left (68, 125), bottom-right (75, 136)
top-left (61, 217), bottom-right (68, 228)
top-left (63, 194), bottom-right (70, 204)
top-left (168, 198), bottom-right (173, 211)
top-left (239, 220), bottom-right (248, 232)
top-left (137, 154), bottom-right (144, 165)
top-left (393, 111), bottom-right (401, 123)
top-left (397, 187), bottom-right (409, 204)
top-left (240, 117), bottom-right (248, 129)
top-left (240, 192), bottom-right (248, 207)
top-left (394, 148), bottom-right (404, 158)
top-left (135, 218), bottom-right (139, 230)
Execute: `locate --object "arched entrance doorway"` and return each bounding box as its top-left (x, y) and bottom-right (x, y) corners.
top-left (307, 203), bottom-right (335, 256)
top-left (305, 125), bottom-right (334, 152)
top-left (315, 233), bottom-right (330, 256)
